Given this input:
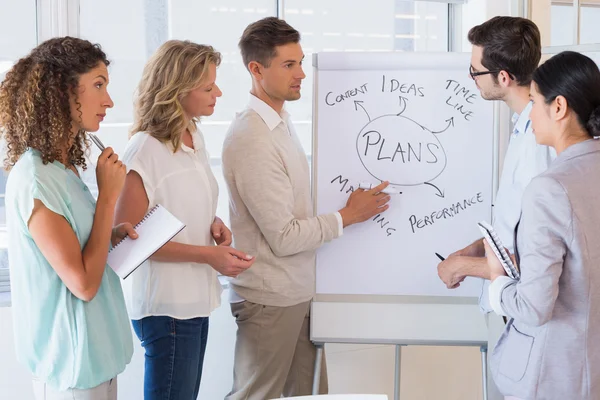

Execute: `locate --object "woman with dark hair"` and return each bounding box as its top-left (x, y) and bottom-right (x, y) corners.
top-left (0, 37), bottom-right (134, 399)
top-left (485, 51), bottom-right (600, 400)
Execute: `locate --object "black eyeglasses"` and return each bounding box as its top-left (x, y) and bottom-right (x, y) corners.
top-left (469, 65), bottom-right (515, 81)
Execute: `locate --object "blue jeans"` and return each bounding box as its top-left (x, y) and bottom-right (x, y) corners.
top-left (132, 316), bottom-right (209, 400)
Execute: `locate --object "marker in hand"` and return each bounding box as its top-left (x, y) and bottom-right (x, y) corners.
top-left (435, 252), bottom-right (446, 261)
top-left (89, 133), bottom-right (106, 151)
top-left (358, 182), bottom-right (402, 195)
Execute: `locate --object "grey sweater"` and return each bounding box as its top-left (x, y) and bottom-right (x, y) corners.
top-left (222, 96), bottom-right (341, 306)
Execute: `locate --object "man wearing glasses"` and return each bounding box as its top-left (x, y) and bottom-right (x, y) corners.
top-left (437, 16), bottom-right (554, 400)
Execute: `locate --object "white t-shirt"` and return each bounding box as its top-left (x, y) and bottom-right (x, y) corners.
top-left (121, 130), bottom-right (222, 320)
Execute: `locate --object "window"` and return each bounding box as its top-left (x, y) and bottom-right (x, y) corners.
top-left (168, 1), bottom-right (277, 224)
top-left (0, 0), bottom-right (38, 293)
top-left (550, 1), bottom-right (600, 45)
top-left (78, 0), bottom-right (150, 196)
top-left (80, 0), bottom-right (277, 226)
top-left (80, 0), bottom-right (453, 229)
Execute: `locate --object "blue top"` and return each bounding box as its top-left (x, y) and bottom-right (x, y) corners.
top-left (6, 149), bottom-right (133, 390)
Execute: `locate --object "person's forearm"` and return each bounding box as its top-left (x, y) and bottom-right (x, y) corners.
top-left (233, 144), bottom-right (340, 257)
top-left (275, 214), bottom-right (340, 256)
top-left (150, 241), bottom-right (211, 264)
top-left (458, 256), bottom-right (490, 280)
top-left (338, 207), bottom-right (354, 228)
top-left (465, 238), bottom-right (485, 257)
top-left (82, 199), bottom-right (117, 280)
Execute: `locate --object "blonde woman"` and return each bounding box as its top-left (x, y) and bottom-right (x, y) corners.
top-left (114, 41), bottom-right (255, 399)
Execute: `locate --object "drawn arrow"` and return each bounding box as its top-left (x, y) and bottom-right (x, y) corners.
top-left (354, 100), bottom-right (371, 122)
top-left (432, 117), bottom-right (455, 134)
top-left (397, 96), bottom-right (408, 115)
top-left (424, 182), bottom-right (445, 198)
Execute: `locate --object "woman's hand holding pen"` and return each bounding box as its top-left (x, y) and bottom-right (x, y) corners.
top-left (96, 147), bottom-right (126, 206)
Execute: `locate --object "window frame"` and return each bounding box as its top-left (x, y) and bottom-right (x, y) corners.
top-left (538, 0), bottom-right (600, 45)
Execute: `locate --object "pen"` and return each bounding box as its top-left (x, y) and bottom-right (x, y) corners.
top-left (89, 133), bottom-right (105, 151)
top-left (435, 252), bottom-right (445, 261)
top-left (358, 182), bottom-right (402, 195)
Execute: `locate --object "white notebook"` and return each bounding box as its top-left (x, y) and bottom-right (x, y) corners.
top-left (477, 221), bottom-right (520, 280)
top-left (108, 204), bottom-right (185, 279)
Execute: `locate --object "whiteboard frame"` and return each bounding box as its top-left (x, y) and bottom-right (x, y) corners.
top-left (310, 52), bottom-right (501, 346)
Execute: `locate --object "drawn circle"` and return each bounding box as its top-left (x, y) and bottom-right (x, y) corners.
top-left (356, 115), bottom-right (447, 186)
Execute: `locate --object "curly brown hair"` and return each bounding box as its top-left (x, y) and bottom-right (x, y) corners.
top-left (0, 36), bottom-right (110, 170)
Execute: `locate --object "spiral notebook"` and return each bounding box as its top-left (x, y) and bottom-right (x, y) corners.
top-left (477, 221), bottom-right (520, 280)
top-left (108, 204), bottom-right (185, 279)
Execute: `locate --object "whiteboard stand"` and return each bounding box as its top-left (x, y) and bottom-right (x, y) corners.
top-left (481, 345), bottom-right (489, 400)
top-left (311, 52), bottom-right (496, 400)
top-left (311, 340), bottom-right (488, 400)
top-left (312, 344), bottom-right (324, 395)
top-left (309, 299), bottom-right (489, 399)
top-left (394, 345), bottom-right (403, 400)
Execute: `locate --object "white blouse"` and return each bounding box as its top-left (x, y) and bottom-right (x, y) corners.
top-left (121, 130), bottom-right (221, 320)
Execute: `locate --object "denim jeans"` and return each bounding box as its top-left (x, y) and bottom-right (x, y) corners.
top-left (132, 316), bottom-right (209, 400)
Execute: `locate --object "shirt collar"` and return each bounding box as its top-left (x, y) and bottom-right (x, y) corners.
top-left (553, 138), bottom-right (600, 166)
top-left (247, 94), bottom-right (290, 132)
top-left (511, 101), bottom-right (533, 136)
top-left (166, 129), bottom-right (203, 154)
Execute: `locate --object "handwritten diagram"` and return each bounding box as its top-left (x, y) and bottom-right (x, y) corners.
top-left (315, 53), bottom-right (494, 297)
top-left (355, 100), bottom-right (453, 189)
top-left (325, 75), bottom-right (478, 199)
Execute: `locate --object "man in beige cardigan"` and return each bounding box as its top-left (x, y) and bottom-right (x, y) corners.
top-left (222, 17), bottom-right (392, 400)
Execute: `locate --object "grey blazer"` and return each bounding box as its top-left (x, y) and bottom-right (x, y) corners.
top-left (491, 139), bottom-right (600, 399)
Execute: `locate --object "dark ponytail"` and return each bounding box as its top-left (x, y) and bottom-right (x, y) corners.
top-left (533, 51), bottom-right (600, 137)
top-left (587, 106), bottom-right (600, 137)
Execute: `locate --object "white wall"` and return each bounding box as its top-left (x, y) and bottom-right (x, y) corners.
top-left (0, 0), bottom-right (36, 61)
top-left (1, 289), bottom-right (484, 400)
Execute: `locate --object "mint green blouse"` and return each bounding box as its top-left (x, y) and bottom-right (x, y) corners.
top-left (6, 149), bottom-right (133, 390)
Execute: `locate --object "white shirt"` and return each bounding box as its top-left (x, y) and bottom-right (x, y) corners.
top-left (481, 102), bottom-right (555, 313)
top-left (121, 131), bottom-right (222, 319)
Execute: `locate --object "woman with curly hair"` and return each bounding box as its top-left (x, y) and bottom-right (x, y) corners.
top-left (1, 37), bottom-right (134, 399)
top-left (113, 40), bottom-right (254, 399)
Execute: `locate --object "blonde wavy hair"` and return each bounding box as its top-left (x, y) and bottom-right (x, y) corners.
top-left (131, 40), bottom-right (221, 150)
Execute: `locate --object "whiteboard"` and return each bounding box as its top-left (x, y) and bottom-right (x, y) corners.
top-left (314, 52), bottom-right (495, 299)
